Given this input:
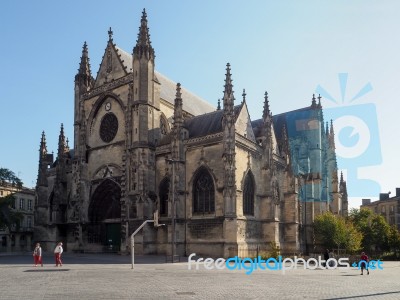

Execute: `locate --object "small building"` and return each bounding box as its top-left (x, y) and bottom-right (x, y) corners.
top-left (361, 188), bottom-right (400, 230)
top-left (0, 183), bottom-right (35, 252)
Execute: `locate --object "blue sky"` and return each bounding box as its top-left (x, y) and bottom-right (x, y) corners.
top-left (1, 1), bottom-right (400, 209)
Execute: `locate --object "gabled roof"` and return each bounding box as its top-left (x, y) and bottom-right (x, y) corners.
top-left (111, 47), bottom-right (215, 116)
top-left (155, 72), bottom-right (215, 116)
top-left (94, 41), bottom-right (130, 88)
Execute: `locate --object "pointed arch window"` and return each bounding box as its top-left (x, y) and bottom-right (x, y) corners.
top-left (243, 171), bottom-right (255, 215)
top-left (193, 168), bottom-right (215, 214)
top-left (159, 177), bottom-right (170, 216)
top-left (160, 116), bottom-right (168, 135)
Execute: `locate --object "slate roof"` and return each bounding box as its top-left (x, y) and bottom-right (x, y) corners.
top-left (250, 106), bottom-right (315, 140)
top-left (184, 104), bottom-right (242, 138)
top-left (114, 47), bottom-right (215, 116)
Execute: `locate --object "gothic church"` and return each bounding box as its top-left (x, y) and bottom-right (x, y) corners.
top-left (34, 9), bottom-right (348, 257)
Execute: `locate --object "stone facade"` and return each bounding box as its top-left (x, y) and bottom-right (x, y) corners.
top-left (34, 9), bottom-right (348, 257)
top-left (0, 184), bottom-right (35, 252)
top-left (361, 188), bottom-right (400, 230)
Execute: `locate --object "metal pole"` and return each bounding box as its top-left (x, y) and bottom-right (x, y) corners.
top-left (131, 220), bottom-right (154, 269)
top-left (131, 233), bottom-right (134, 269)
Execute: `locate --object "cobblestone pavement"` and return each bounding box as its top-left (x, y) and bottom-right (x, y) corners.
top-left (0, 253), bottom-right (400, 299)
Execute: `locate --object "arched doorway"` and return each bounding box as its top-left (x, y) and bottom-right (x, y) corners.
top-left (88, 179), bottom-right (121, 251)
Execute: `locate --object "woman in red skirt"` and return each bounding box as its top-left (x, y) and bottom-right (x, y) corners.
top-left (33, 243), bottom-right (43, 267)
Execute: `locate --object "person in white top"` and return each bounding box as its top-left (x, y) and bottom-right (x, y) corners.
top-left (33, 243), bottom-right (43, 267)
top-left (54, 242), bottom-right (63, 267)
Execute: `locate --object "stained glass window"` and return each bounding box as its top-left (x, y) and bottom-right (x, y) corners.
top-left (243, 171), bottom-right (255, 215)
top-left (193, 168), bottom-right (215, 214)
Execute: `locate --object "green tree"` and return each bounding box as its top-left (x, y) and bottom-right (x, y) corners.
top-left (0, 168), bottom-right (23, 188)
top-left (314, 212), bottom-right (362, 253)
top-left (314, 212), bottom-right (338, 250)
top-left (0, 167), bottom-right (24, 231)
top-left (0, 194), bottom-right (22, 230)
top-left (371, 214), bottom-right (391, 251)
top-left (348, 208), bottom-right (374, 251)
top-left (349, 208), bottom-right (392, 252)
top-left (388, 225), bottom-right (400, 258)
top-left (344, 221), bottom-right (363, 253)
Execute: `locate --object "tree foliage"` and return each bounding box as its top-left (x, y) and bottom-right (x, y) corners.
top-left (0, 194), bottom-right (23, 231)
top-left (0, 167), bottom-right (23, 188)
top-left (349, 208), bottom-right (393, 252)
top-left (388, 225), bottom-right (400, 258)
top-left (0, 167), bottom-right (24, 230)
top-left (314, 212), bottom-right (362, 253)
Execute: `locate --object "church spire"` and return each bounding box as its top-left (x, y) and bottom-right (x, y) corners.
top-left (108, 27), bottom-right (113, 41)
top-left (133, 8), bottom-right (155, 60)
top-left (329, 119), bottom-right (336, 149)
top-left (75, 41), bottom-right (92, 89)
top-left (263, 91), bottom-right (270, 120)
top-left (221, 63), bottom-right (236, 217)
top-left (173, 83), bottom-right (183, 128)
top-left (39, 131), bottom-right (47, 161)
top-left (311, 93), bottom-right (317, 108)
top-left (58, 123), bottom-right (67, 159)
top-left (223, 63), bottom-right (234, 114)
top-left (242, 89), bottom-right (246, 104)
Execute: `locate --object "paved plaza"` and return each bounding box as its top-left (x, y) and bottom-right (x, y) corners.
top-left (0, 253), bottom-right (400, 299)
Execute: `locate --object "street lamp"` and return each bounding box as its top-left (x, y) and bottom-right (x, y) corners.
top-left (165, 158), bottom-right (185, 263)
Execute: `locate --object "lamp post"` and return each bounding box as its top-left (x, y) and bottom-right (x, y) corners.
top-left (165, 158), bottom-right (185, 263)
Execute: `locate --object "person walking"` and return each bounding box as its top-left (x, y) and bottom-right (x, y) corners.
top-left (360, 251), bottom-right (369, 275)
top-left (323, 249), bottom-right (330, 268)
top-left (33, 243), bottom-right (43, 267)
top-left (54, 242), bottom-right (63, 267)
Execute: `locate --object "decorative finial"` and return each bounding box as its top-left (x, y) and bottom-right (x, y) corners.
top-left (311, 93), bottom-right (316, 107)
top-left (263, 91), bottom-right (270, 118)
top-left (317, 94), bottom-right (322, 107)
top-left (108, 27), bottom-right (113, 40)
top-left (175, 83), bottom-right (181, 99)
top-left (217, 99), bottom-right (221, 110)
top-left (223, 63), bottom-right (234, 100)
top-left (134, 8), bottom-right (154, 59)
top-left (242, 89), bottom-right (246, 103)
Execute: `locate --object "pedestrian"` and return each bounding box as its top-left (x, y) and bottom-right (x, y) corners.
top-left (54, 242), bottom-right (63, 267)
top-left (324, 249), bottom-right (330, 268)
top-left (360, 251), bottom-right (369, 275)
top-left (33, 243), bottom-right (43, 267)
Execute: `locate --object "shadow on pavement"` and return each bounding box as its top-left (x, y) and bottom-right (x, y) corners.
top-left (24, 269), bottom-right (70, 272)
top-left (323, 290), bottom-right (400, 300)
top-left (0, 253), bottom-right (187, 265)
